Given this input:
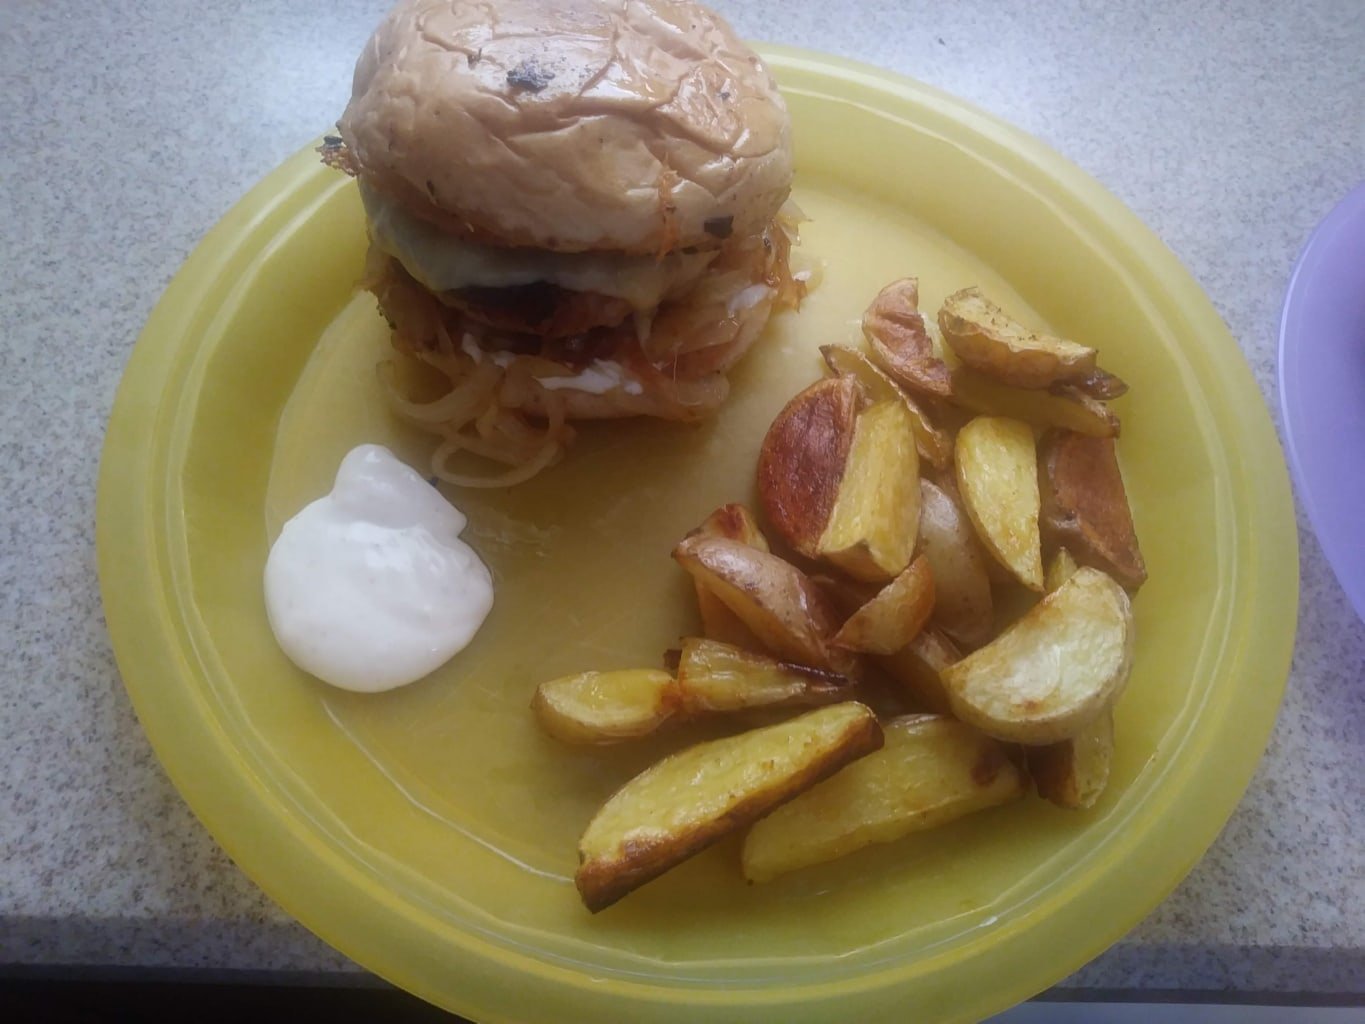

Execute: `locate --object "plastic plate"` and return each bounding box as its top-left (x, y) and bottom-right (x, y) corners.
top-left (97, 48), bottom-right (1298, 1024)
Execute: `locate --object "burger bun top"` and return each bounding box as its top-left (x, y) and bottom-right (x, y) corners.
top-left (340, 0), bottom-right (794, 255)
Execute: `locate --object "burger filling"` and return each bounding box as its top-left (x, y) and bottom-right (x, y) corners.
top-left (361, 180), bottom-right (804, 389)
top-left (361, 184), bottom-right (718, 311)
top-left (350, 182), bottom-right (803, 486)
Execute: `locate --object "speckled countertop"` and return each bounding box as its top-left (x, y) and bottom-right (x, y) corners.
top-left (2, 0), bottom-right (1362, 1007)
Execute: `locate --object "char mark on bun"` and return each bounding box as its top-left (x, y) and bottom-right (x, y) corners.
top-left (328, 0), bottom-right (802, 486)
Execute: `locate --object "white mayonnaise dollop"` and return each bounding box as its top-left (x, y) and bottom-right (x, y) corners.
top-left (264, 445), bottom-right (493, 692)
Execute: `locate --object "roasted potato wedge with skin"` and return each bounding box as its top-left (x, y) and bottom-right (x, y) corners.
top-left (672, 535), bottom-right (859, 677)
top-left (955, 416), bottom-right (1045, 591)
top-left (1029, 706), bottom-right (1114, 809)
top-left (576, 702), bottom-right (884, 911)
top-left (742, 714), bottom-right (1025, 882)
top-left (688, 504), bottom-right (770, 649)
top-left (1059, 368), bottom-right (1128, 401)
top-left (942, 567), bottom-right (1134, 744)
top-left (938, 287), bottom-right (1101, 389)
top-left (1039, 431), bottom-right (1148, 590)
top-left (695, 587), bottom-right (763, 650)
top-left (817, 399), bottom-right (922, 582)
top-left (757, 376), bottom-right (866, 562)
top-left (675, 637), bottom-right (857, 711)
top-left (917, 479), bottom-right (994, 647)
top-left (688, 503), bottom-right (771, 552)
top-left (821, 345), bottom-right (954, 469)
top-left (1045, 546), bottom-right (1081, 593)
top-left (811, 573), bottom-right (877, 616)
top-left (951, 368), bottom-right (1120, 438)
top-left (533, 670), bottom-right (678, 744)
top-left (863, 277), bottom-right (954, 399)
top-left (816, 574), bottom-right (958, 713)
top-left (877, 629), bottom-right (961, 714)
top-left (832, 555), bottom-right (935, 655)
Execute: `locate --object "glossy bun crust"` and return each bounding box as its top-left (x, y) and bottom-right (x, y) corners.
top-left (340, 0), bottom-right (793, 254)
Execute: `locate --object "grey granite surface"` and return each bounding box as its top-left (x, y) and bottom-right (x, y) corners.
top-left (1, 0), bottom-right (1363, 1006)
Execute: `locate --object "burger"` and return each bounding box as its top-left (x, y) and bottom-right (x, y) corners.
top-left (323, 0), bottom-right (802, 485)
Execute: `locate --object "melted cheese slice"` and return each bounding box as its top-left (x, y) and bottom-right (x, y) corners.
top-left (361, 185), bottom-right (715, 310)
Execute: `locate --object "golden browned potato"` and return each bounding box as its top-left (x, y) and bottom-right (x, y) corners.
top-left (695, 590), bottom-right (762, 650)
top-left (832, 555), bottom-right (935, 654)
top-left (1032, 545), bottom-right (1117, 808)
top-left (816, 399), bottom-right (922, 582)
top-left (675, 637), bottom-right (857, 711)
top-left (941, 567), bottom-right (1133, 744)
top-left (687, 504), bottom-right (771, 649)
top-left (951, 368), bottom-right (1120, 438)
top-left (938, 287), bottom-right (1106, 390)
top-left (820, 344), bottom-right (954, 470)
top-left (954, 416), bottom-right (1044, 591)
top-left (741, 714), bottom-right (1025, 882)
top-left (672, 535), bottom-right (859, 677)
top-left (1062, 368), bottom-right (1129, 401)
top-left (575, 702), bottom-right (884, 911)
top-left (756, 376), bottom-right (865, 563)
top-left (1029, 706), bottom-right (1115, 809)
top-left (532, 670), bottom-right (678, 744)
top-left (1038, 431), bottom-right (1148, 590)
top-left (688, 503), bottom-right (771, 551)
top-left (873, 629), bottom-right (962, 715)
top-left (1044, 546), bottom-right (1081, 593)
top-left (917, 479), bottom-right (994, 647)
top-left (862, 277), bottom-right (954, 399)
top-left (815, 574), bottom-right (959, 714)
top-left (757, 371), bottom-right (921, 583)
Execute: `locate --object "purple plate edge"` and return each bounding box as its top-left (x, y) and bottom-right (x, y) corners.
top-left (1277, 180), bottom-right (1365, 624)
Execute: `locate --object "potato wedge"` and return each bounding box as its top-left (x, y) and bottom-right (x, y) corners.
top-left (941, 567), bottom-right (1133, 744)
top-left (862, 277), bottom-right (954, 399)
top-left (821, 344), bottom-right (954, 469)
top-left (742, 714), bottom-right (1025, 882)
top-left (1039, 431), bottom-right (1148, 590)
top-left (695, 588), bottom-right (762, 650)
top-left (811, 573), bottom-right (877, 615)
top-left (1060, 368), bottom-right (1128, 401)
top-left (675, 637), bottom-right (857, 711)
top-left (954, 416), bottom-right (1044, 591)
top-left (672, 535), bottom-right (859, 677)
top-left (951, 368), bottom-right (1120, 438)
top-left (757, 376), bottom-right (865, 562)
top-left (832, 555), bottom-right (935, 654)
top-left (687, 504), bottom-right (770, 648)
top-left (816, 399), bottom-right (921, 582)
top-left (815, 574), bottom-right (958, 713)
top-left (576, 702), bottom-right (883, 910)
top-left (877, 629), bottom-right (961, 714)
top-left (1029, 706), bottom-right (1114, 809)
top-left (917, 479), bottom-right (994, 647)
top-left (688, 503), bottom-right (771, 552)
top-left (533, 670), bottom-right (678, 744)
top-left (1045, 546), bottom-right (1081, 593)
top-left (939, 287), bottom-right (1102, 389)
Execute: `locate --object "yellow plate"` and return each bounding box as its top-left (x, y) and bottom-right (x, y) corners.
top-left (97, 48), bottom-right (1297, 1023)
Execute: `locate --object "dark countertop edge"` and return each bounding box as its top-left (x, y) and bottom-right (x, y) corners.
top-left (2, 916), bottom-right (1361, 999)
top-left (1, 964), bottom-right (1361, 1018)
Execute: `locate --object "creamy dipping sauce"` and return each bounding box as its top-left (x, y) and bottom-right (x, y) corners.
top-left (264, 445), bottom-right (493, 692)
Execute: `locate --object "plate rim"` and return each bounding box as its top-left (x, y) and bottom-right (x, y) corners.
top-left (97, 45), bottom-right (1299, 1023)
top-left (1277, 179), bottom-right (1365, 622)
